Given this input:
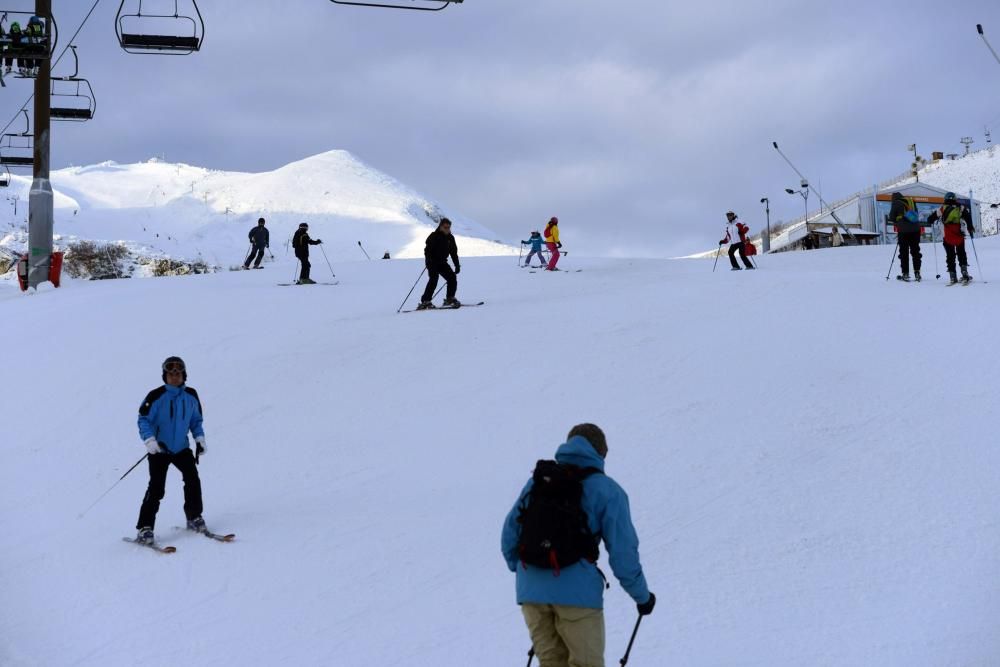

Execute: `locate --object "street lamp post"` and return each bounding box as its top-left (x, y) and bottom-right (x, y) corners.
top-left (785, 182), bottom-right (809, 221)
top-left (759, 197), bottom-right (771, 252)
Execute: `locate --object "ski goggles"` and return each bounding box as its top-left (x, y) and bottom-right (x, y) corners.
top-left (163, 362), bottom-right (186, 374)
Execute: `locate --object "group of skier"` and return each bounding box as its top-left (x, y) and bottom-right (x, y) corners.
top-left (521, 217), bottom-right (563, 270)
top-left (0, 15), bottom-right (46, 77)
top-left (722, 189), bottom-right (978, 285)
top-left (888, 191), bottom-right (976, 285)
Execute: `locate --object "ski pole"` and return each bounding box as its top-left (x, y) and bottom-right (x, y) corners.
top-left (884, 240), bottom-right (899, 281)
top-left (518, 242), bottom-right (524, 267)
top-left (243, 244), bottom-right (252, 268)
top-left (712, 244), bottom-right (723, 272)
top-left (978, 24), bottom-right (1000, 67)
top-left (78, 453), bottom-right (148, 519)
top-left (526, 646), bottom-right (535, 666)
top-left (433, 283), bottom-right (446, 300)
top-left (772, 141), bottom-right (856, 243)
top-left (358, 241), bottom-right (372, 261)
top-left (619, 614), bottom-right (644, 666)
top-left (319, 245), bottom-right (337, 279)
top-left (397, 266), bottom-right (427, 313)
top-left (969, 232), bottom-right (986, 282)
top-left (931, 223), bottom-right (940, 280)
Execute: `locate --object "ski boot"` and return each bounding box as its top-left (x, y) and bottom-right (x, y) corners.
top-left (296, 278), bottom-right (316, 285)
top-left (442, 298), bottom-right (462, 309)
top-left (745, 265), bottom-right (756, 270)
top-left (730, 266), bottom-right (742, 271)
top-left (896, 273), bottom-right (910, 282)
top-left (961, 266), bottom-right (972, 285)
top-left (947, 270), bottom-right (958, 286)
top-left (914, 270), bottom-right (921, 282)
top-left (187, 516), bottom-right (207, 534)
top-left (136, 526), bottom-right (155, 546)
top-left (415, 300), bottom-right (436, 311)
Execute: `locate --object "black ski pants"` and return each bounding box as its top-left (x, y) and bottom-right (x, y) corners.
top-left (297, 253), bottom-right (311, 281)
top-left (897, 232), bottom-right (922, 274)
top-left (136, 448), bottom-right (203, 529)
top-left (728, 242), bottom-right (753, 269)
top-left (245, 245), bottom-right (265, 268)
top-left (944, 241), bottom-right (968, 273)
top-left (421, 262), bottom-right (457, 302)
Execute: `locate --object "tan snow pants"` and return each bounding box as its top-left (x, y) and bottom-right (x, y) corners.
top-left (521, 603), bottom-right (605, 667)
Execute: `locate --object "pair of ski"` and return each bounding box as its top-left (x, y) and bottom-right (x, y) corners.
top-left (529, 269), bottom-right (582, 273)
top-left (123, 528), bottom-right (236, 554)
top-left (276, 281), bottom-right (339, 287)
top-left (896, 275), bottom-right (973, 286)
top-left (400, 301), bottom-right (485, 314)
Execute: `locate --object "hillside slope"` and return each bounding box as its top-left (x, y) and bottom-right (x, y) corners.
top-left (2, 245), bottom-right (999, 666)
top-left (0, 150), bottom-right (511, 274)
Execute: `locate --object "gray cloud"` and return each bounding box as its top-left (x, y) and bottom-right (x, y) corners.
top-left (5, 0), bottom-right (1000, 256)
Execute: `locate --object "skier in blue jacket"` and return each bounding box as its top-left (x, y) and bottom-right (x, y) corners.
top-left (521, 231), bottom-right (546, 268)
top-left (502, 424), bottom-right (655, 666)
top-left (134, 356), bottom-right (209, 545)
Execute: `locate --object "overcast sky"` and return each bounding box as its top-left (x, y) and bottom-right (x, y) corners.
top-left (6, 0), bottom-right (1000, 256)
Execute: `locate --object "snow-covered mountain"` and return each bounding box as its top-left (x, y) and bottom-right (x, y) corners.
top-left (0, 150), bottom-right (512, 275)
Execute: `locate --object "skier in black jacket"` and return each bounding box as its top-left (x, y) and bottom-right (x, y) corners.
top-left (292, 223), bottom-right (322, 285)
top-left (417, 218), bottom-right (461, 309)
top-left (244, 218), bottom-right (270, 269)
top-left (888, 192), bottom-right (923, 281)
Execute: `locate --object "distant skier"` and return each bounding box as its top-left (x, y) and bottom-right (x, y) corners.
top-left (382, 251), bottom-right (391, 260)
top-left (889, 192), bottom-right (922, 282)
top-left (543, 217), bottom-right (562, 271)
top-left (292, 222), bottom-right (323, 285)
top-left (5, 22), bottom-right (23, 75)
top-left (720, 211), bottom-right (754, 270)
top-left (521, 231), bottom-right (546, 268)
top-left (501, 424), bottom-right (656, 667)
top-left (926, 192), bottom-right (975, 285)
top-left (417, 217), bottom-right (461, 310)
top-left (134, 357), bottom-right (209, 546)
top-left (243, 217), bottom-right (270, 269)
top-left (831, 225), bottom-right (844, 248)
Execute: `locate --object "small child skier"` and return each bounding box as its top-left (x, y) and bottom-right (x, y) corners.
top-left (521, 231), bottom-right (546, 268)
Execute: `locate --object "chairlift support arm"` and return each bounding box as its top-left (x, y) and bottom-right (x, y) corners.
top-left (977, 24), bottom-right (1000, 67)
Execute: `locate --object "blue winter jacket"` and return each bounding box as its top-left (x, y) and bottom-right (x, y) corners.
top-left (501, 436), bottom-right (650, 609)
top-left (137, 384), bottom-right (205, 454)
top-left (522, 236), bottom-right (544, 252)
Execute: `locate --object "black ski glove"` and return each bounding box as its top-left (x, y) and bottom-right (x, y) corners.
top-left (454, 265), bottom-right (461, 274)
top-left (637, 592), bottom-right (656, 616)
top-left (557, 242), bottom-right (563, 248)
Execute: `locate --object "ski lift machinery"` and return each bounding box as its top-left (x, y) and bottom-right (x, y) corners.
top-left (329, 0), bottom-right (462, 11)
top-left (0, 110), bottom-right (33, 168)
top-left (50, 46), bottom-right (95, 121)
top-left (116, 0), bottom-right (204, 54)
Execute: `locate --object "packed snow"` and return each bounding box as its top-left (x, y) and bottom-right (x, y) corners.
top-left (0, 150), bottom-right (512, 278)
top-left (2, 241), bottom-right (999, 666)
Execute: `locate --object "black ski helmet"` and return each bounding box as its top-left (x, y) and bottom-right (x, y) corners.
top-left (161, 356), bottom-right (187, 383)
top-left (944, 192), bottom-right (957, 203)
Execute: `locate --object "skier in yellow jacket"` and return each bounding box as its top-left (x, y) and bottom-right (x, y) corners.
top-left (543, 217), bottom-right (562, 271)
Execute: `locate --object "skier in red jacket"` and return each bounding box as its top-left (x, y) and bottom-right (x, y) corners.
top-left (720, 211), bottom-right (754, 270)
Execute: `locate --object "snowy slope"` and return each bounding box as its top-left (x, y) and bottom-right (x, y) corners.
top-left (919, 146), bottom-right (1000, 234)
top-left (0, 150), bottom-right (512, 273)
top-left (2, 245), bottom-right (1000, 666)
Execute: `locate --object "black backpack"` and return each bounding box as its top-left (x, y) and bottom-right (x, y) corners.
top-left (517, 460), bottom-right (601, 573)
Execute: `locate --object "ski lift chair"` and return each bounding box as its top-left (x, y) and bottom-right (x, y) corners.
top-left (1, 10), bottom-right (58, 78)
top-left (0, 110), bottom-right (32, 168)
top-left (116, 0), bottom-right (204, 54)
top-left (50, 47), bottom-right (95, 121)
top-left (329, 0), bottom-right (463, 11)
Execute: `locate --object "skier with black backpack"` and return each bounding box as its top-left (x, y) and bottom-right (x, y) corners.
top-left (889, 192), bottom-right (923, 282)
top-left (501, 423), bottom-right (655, 667)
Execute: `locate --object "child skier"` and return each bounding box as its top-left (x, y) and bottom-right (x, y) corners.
top-left (926, 192), bottom-right (976, 285)
top-left (521, 231), bottom-right (546, 268)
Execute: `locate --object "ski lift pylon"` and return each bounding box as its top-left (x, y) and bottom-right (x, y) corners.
top-left (50, 47), bottom-right (95, 121)
top-left (329, 0), bottom-right (462, 11)
top-left (115, 0), bottom-right (204, 55)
